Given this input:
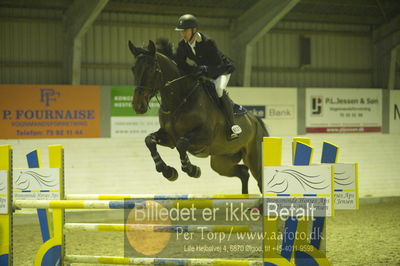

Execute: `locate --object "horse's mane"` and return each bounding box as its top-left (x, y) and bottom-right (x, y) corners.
top-left (156, 38), bottom-right (175, 61)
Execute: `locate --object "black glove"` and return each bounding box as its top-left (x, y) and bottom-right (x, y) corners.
top-left (197, 65), bottom-right (208, 73)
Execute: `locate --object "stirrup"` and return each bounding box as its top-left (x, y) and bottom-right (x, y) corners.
top-left (229, 133), bottom-right (240, 140)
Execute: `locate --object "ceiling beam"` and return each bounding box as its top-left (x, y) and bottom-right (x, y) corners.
top-left (284, 12), bottom-right (385, 25)
top-left (64, 0), bottom-right (109, 39)
top-left (232, 0), bottom-right (300, 86)
top-left (63, 0), bottom-right (109, 84)
top-left (0, 0), bottom-right (71, 9)
top-left (104, 2), bottom-right (244, 18)
top-left (300, 0), bottom-right (378, 8)
top-left (234, 0), bottom-right (300, 45)
top-left (373, 14), bottom-right (400, 43)
top-left (0, 0), bottom-right (244, 17)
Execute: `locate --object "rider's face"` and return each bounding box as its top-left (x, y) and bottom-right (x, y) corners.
top-left (180, 28), bottom-right (195, 43)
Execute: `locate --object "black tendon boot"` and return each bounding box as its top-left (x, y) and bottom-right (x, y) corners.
top-left (220, 91), bottom-right (242, 140)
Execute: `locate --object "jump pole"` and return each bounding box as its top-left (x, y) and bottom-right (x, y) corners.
top-left (64, 255), bottom-right (263, 265)
top-left (9, 140), bottom-right (342, 265)
top-left (17, 145), bottom-right (265, 265)
top-left (65, 194), bottom-right (262, 200)
top-left (64, 223), bottom-right (264, 233)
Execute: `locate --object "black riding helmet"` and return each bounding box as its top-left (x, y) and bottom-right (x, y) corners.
top-left (175, 14), bottom-right (198, 31)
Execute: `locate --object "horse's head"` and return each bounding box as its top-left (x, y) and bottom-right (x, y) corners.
top-left (128, 40), bottom-right (163, 114)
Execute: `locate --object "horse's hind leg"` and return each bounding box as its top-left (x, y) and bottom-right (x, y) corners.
top-left (210, 154), bottom-right (250, 194)
top-left (243, 143), bottom-right (263, 193)
top-left (145, 129), bottom-right (178, 181)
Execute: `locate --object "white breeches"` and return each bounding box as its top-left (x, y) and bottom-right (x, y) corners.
top-left (213, 74), bottom-right (231, 98)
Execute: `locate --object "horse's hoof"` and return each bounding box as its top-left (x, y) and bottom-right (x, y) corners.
top-left (188, 166), bottom-right (201, 178)
top-left (164, 166), bottom-right (178, 181)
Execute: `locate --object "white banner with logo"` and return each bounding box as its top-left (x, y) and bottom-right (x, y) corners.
top-left (306, 88), bottom-right (382, 133)
top-left (390, 90), bottom-right (400, 134)
top-left (263, 165), bottom-right (333, 217)
top-left (229, 87), bottom-right (297, 136)
top-left (332, 163), bottom-right (359, 210)
top-left (13, 168), bottom-right (60, 200)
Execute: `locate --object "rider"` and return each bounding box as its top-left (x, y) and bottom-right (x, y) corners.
top-left (174, 14), bottom-right (242, 140)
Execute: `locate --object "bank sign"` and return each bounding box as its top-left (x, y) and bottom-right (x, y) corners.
top-left (0, 85), bottom-right (100, 138)
top-left (306, 88), bottom-right (382, 133)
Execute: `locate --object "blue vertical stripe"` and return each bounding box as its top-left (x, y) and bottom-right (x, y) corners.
top-left (37, 209), bottom-right (50, 242)
top-left (26, 150), bottom-right (40, 168)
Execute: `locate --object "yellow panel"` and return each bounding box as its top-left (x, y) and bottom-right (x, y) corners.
top-left (48, 145), bottom-right (64, 199)
top-left (0, 145), bottom-right (11, 170)
top-left (35, 149), bottom-right (42, 168)
top-left (263, 137), bottom-right (282, 166)
top-left (0, 145), bottom-right (11, 262)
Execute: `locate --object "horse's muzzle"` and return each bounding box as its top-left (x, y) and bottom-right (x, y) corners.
top-left (132, 99), bottom-right (148, 114)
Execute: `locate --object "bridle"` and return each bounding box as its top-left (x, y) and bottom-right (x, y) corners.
top-left (134, 54), bottom-right (163, 100)
top-left (134, 53), bottom-right (200, 115)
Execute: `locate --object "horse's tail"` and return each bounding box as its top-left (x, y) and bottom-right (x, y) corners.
top-left (255, 116), bottom-right (269, 137)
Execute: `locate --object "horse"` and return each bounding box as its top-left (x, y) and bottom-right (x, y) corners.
top-left (128, 40), bottom-right (269, 194)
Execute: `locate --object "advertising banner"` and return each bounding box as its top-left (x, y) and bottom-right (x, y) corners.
top-left (111, 86), bottom-right (160, 137)
top-left (0, 85), bottom-right (100, 138)
top-left (13, 168), bottom-right (60, 201)
top-left (229, 87), bottom-right (297, 136)
top-left (306, 88), bottom-right (382, 133)
top-left (263, 165), bottom-right (333, 217)
top-left (332, 163), bottom-right (359, 210)
top-left (390, 90), bottom-right (400, 134)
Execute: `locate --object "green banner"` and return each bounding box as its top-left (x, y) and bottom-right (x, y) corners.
top-left (111, 86), bottom-right (160, 117)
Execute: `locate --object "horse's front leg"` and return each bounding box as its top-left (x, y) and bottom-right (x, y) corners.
top-left (145, 129), bottom-right (178, 181)
top-left (176, 135), bottom-right (201, 178)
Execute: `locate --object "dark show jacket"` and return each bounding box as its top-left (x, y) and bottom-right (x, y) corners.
top-left (175, 32), bottom-right (235, 79)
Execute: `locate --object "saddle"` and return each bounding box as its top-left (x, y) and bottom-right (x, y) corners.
top-left (198, 77), bottom-right (247, 116)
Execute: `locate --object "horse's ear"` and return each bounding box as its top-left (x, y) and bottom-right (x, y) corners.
top-left (128, 40), bottom-right (140, 57)
top-left (148, 40), bottom-right (156, 55)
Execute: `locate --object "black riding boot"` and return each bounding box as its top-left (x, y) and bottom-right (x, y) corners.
top-left (220, 91), bottom-right (242, 140)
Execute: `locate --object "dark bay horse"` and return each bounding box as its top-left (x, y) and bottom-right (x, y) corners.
top-left (128, 40), bottom-right (269, 194)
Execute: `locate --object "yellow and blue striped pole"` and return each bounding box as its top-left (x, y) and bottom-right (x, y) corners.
top-left (309, 142), bottom-right (339, 249)
top-left (65, 194), bottom-right (262, 200)
top-left (64, 255), bottom-right (263, 265)
top-left (291, 138), bottom-right (311, 256)
top-left (263, 137), bottom-right (294, 266)
top-left (0, 145), bottom-right (12, 266)
top-left (64, 223), bottom-right (264, 233)
top-left (292, 139), bottom-right (332, 266)
top-left (26, 149), bottom-right (53, 243)
top-left (33, 145), bottom-right (64, 266)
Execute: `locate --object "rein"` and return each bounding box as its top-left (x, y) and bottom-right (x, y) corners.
top-left (164, 73), bottom-right (193, 87)
top-left (134, 53), bottom-right (200, 116)
top-left (161, 75), bottom-right (199, 116)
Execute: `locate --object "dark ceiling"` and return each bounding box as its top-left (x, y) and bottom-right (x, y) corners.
top-left (1, 0), bottom-right (399, 26)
